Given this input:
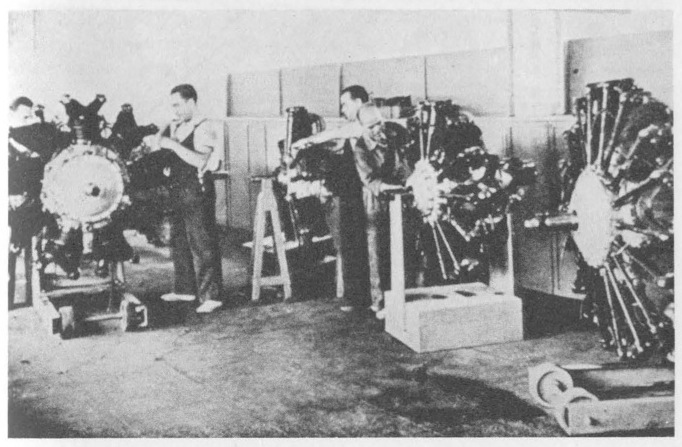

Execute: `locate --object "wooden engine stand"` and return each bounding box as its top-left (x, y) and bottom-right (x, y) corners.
top-left (385, 194), bottom-right (524, 353)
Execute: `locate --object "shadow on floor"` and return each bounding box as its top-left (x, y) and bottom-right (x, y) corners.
top-left (9, 402), bottom-right (79, 438)
top-left (367, 373), bottom-right (548, 436)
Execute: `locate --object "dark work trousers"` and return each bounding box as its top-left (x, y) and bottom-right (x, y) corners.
top-left (322, 191), bottom-right (370, 306)
top-left (362, 189), bottom-right (391, 308)
top-left (169, 177), bottom-right (223, 304)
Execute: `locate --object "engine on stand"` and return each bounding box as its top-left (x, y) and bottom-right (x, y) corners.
top-left (404, 100), bottom-right (536, 286)
top-left (525, 79), bottom-right (674, 362)
top-left (273, 107), bottom-right (332, 254)
top-left (25, 95), bottom-right (155, 337)
top-left (40, 94), bottom-right (162, 279)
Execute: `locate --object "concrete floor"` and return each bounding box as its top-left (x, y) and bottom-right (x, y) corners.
top-left (7, 230), bottom-right (672, 437)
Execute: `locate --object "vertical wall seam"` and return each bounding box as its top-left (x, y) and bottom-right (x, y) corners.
top-left (263, 123), bottom-right (269, 176)
top-left (507, 9), bottom-right (515, 118)
top-left (224, 121), bottom-right (231, 227)
top-left (424, 56), bottom-right (429, 100)
top-left (338, 64), bottom-right (344, 116)
top-left (246, 123), bottom-right (252, 227)
top-left (278, 69), bottom-right (284, 117)
top-left (555, 10), bottom-right (564, 116)
top-left (226, 74), bottom-right (232, 117)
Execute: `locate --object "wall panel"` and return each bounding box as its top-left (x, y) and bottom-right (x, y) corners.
top-left (228, 70), bottom-right (281, 117)
top-left (264, 119), bottom-right (287, 174)
top-left (567, 31), bottom-right (673, 108)
top-left (281, 64), bottom-right (341, 117)
top-left (226, 121), bottom-right (251, 229)
top-left (426, 48), bottom-right (511, 116)
top-left (474, 117), bottom-right (510, 157)
top-left (342, 56), bottom-right (425, 102)
top-left (508, 120), bottom-right (556, 295)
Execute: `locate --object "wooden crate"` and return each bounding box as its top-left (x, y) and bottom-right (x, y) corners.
top-left (385, 283), bottom-right (523, 353)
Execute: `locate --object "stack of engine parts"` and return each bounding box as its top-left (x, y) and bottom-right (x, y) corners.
top-left (28, 94), bottom-right (162, 337)
top-left (404, 100), bottom-right (536, 286)
top-left (272, 107), bottom-right (333, 252)
top-left (525, 79), bottom-right (674, 362)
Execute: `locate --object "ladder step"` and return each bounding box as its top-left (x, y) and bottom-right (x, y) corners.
top-left (243, 234), bottom-right (332, 251)
top-left (45, 284), bottom-right (112, 298)
top-left (259, 276), bottom-right (290, 287)
top-left (82, 313), bottom-right (123, 323)
top-left (52, 277), bottom-right (111, 288)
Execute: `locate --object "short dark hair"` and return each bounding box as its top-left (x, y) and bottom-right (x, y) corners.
top-left (170, 84), bottom-right (198, 102)
top-left (10, 96), bottom-right (33, 111)
top-left (341, 85), bottom-right (369, 103)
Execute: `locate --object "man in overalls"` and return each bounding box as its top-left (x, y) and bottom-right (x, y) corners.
top-left (156, 84), bottom-right (223, 313)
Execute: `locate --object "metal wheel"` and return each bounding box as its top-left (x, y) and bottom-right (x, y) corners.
top-left (528, 363), bottom-right (574, 408)
top-left (553, 387), bottom-right (599, 433)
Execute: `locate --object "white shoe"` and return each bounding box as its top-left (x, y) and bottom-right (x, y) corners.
top-left (196, 300), bottom-right (223, 314)
top-left (375, 308), bottom-right (387, 320)
top-left (161, 293), bottom-right (195, 302)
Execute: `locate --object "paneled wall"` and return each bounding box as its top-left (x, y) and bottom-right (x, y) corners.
top-left (566, 30), bottom-right (673, 107)
top-left (228, 47), bottom-right (512, 119)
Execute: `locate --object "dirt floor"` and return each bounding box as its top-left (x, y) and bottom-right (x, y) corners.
top-left (7, 230), bottom-right (674, 438)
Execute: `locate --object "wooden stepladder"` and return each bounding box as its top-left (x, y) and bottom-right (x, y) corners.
top-left (251, 177), bottom-right (292, 301)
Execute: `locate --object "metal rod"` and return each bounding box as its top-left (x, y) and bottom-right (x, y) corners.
top-left (602, 91), bottom-right (628, 170)
top-left (418, 103), bottom-right (426, 160)
top-left (616, 222), bottom-right (670, 243)
top-left (622, 123), bottom-right (662, 165)
top-left (612, 254), bottom-right (657, 333)
top-left (601, 268), bottom-right (624, 358)
top-left (596, 84), bottom-right (609, 166)
top-left (585, 88), bottom-right (593, 165)
top-left (425, 102), bottom-right (436, 159)
top-left (430, 222), bottom-right (448, 280)
top-left (449, 217), bottom-right (471, 242)
top-left (621, 246), bottom-right (660, 280)
top-left (573, 98), bottom-right (586, 150)
top-left (606, 263), bottom-right (644, 354)
top-left (613, 175), bottom-right (664, 209)
top-left (284, 109), bottom-right (296, 197)
top-left (435, 221), bottom-right (460, 275)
